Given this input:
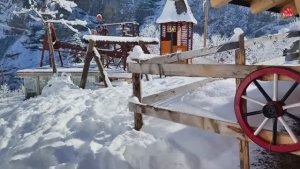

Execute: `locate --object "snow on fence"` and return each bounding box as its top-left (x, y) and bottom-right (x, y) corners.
top-left (128, 31), bottom-right (300, 169)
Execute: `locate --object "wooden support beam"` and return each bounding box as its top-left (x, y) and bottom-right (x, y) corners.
top-left (235, 34), bottom-right (250, 169)
top-left (93, 47), bottom-right (108, 87)
top-left (295, 0), bottom-right (300, 15)
top-left (145, 31), bottom-right (300, 64)
top-left (128, 63), bottom-right (300, 80)
top-left (211, 0), bottom-right (232, 8)
top-left (80, 40), bottom-right (95, 89)
top-left (133, 73), bottom-right (143, 130)
top-left (128, 102), bottom-right (300, 156)
top-left (45, 23), bottom-right (57, 73)
top-left (143, 78), bottom-right (216, 104)
top-left (250, 0), bottom-right (286, 14)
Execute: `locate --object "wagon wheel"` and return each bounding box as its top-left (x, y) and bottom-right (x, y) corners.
top-left (235, 67), bottom-right (300, 152)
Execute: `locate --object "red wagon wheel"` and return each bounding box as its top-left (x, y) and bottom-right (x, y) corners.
top-left (235, 67), bottom-right (300, 152)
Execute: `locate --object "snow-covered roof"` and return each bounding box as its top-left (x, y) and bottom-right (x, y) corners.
top-left (156, 0), bottom-right (197, 24)
top-left (83, 35), bottom-right (159, 43)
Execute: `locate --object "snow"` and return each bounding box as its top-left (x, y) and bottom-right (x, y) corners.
top-left (127, 46), bottom-right (160, 62)
top-left (2, 50), bottom-right (300, 169)
top-left (3, 75), bottom-right (230, 169)
top-left (83, 35), bottom-right (159, 43)
top-left (229, 28), bottom-right (245, 42)
top-left (156, 0), bottom-right (197, 24)
top-left (51, 0), bottom-right (77, 13)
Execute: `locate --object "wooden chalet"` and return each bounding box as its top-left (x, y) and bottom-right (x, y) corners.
top-left (156, 0), bottom-right (197, 58)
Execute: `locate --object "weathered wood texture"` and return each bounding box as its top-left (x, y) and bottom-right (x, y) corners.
top-left (144, 31), bottom-right (300, 64)
top-left (295, 0), bottom-right (300, 15)
top-left (132, 73), bottom-right (143, 130)
top-left (128, 102), bottom-right (300, 156)
top-left (128, 63), bottom-right (300, 80)
top-left (143, 78), bottom-right (217, 105)
top-left (46, 23), bottom-right (57, 73)
top-left (80, 40), bottom-right (95, 89)
top-left (235, 34), bottom-right (250, 169)
top-left (250, 0), bottom-right (286, 14)
top-left (93, 47), bottom-right (108, 87)
top-left (203, 0), bottom-right (209, 48)
top-left (211, 0), bottom-right (232, 8)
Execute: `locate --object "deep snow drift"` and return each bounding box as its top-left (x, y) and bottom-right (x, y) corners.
top-left (0, 70), bottom-right (300, 169)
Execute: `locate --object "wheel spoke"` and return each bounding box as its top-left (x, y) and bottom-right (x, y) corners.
top-left (278, 117), bottom-right (298, 143)
top-left (283, 102), bottom-right (300, 110)
top-left (272, 118), bottom-right (278, 145)
top-left (281, 82), bottom-right (299, 103)
top-left (242, 95), bottom-right (266, 106)
top-left (285, 112), bottom-right (300, 122)
top-left (273, 74), bottom-right (278, 101)
top-left (242, 110), bottom-right (262, 117)
top-left (254, 118), bottom-right (269, 136)
top-left (253, 80), bottom-right (272, 102)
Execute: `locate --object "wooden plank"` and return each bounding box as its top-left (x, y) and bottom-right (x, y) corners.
top-left (128, 102), bottom-right (300, 156)
top-left (133, 73), bottom-right (143, 130)
top-left (46, 23), bottom-right (57, 73)
top-left (250, 0), bottom-right (286, 14)
top-left (80, 40), bottom-right (95, 89)
top-left (211, 0), bottom-right (232, 8)
top-left (128, 63), bottom-right (300, 80)
top-left (235, 34), bottom-right (250, 169)
top-left (295, 0), bottom-right (300, 15)
top-left (93, 47), bottom-right (108, 87)
top-left (143, 78), bottom-right (217, 104)
top-left (203, 0), bottom-right (209, 48)
top-left (145, 31), bottom-right (300, 64)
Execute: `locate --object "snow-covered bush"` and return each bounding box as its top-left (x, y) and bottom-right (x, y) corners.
top-left (0, 83), bottom-right (24, 98)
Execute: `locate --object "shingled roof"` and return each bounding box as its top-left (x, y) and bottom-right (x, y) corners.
top-left (156, 0), bottom-right (197, 24)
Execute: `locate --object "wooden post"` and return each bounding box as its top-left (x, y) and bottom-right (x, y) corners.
top-left (132, 73), bottom-right (143, 130)
top-left (80, 40), bottom-right (95, 89)
top-left (203, 0), bottom-right (209, 48)
top-left (93, 47), bottom-right (108, 87)
top-left (235, 34), bottom-right (250, 169)
top-left (45, 23), bottom-right (57, 73)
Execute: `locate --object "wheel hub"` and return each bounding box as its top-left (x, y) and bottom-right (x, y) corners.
top-left (262, 102), bottom-right (284, 118)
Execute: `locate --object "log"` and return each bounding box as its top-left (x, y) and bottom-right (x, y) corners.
top-left (80, 40), bottom-right (95, 89)
top-left (235, 34), bottom-right (250, 169)
top-left (250, 0), bottom-right (286, 14)
top-left (143, 78), bottom-right (217, 104)
top-left (211, 0), bottom-right (232, 8)
top-left (133, 73), bottom-right (143, 130)
top-left (46, 23), bottom-right (57, 73)
top-left (128, 63), bottom-right (300, 80)
top-left (295, 0), bottom-right (300, 15)
top-left (93, 47), bottom-right (108, 87)
top-left (128, 102), bottom-right (300, 156)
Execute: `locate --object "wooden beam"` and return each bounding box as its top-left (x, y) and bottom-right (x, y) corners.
top-left (295, 0), bottom-right (300, 15)
top-left (250, 0), bottom-right (286, 14)
top-left (133, 73), bottom-right (143, 130)
top-left (93, 47), bottom-right (108, 87)
top-left (128, 63), bottom-right (300, 80)
top-left (145, 31), bottom-right (300, 64)
top-left (128, 102), bottom-right (300, 156)
top-left (235, 34), bottom-right (250, 169)
top-left (80, 40), bottom-right (95, 89)
top-left (211, 0), bottom-right (232, 8)
top-left (143, 78), bottom-right (217, 104)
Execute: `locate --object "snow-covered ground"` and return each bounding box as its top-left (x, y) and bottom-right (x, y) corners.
top-left (1, 56), bottom-right (300, 168)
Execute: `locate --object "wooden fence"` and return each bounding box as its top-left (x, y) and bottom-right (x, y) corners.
top-left (128, 31), bottom-right (300, 169)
